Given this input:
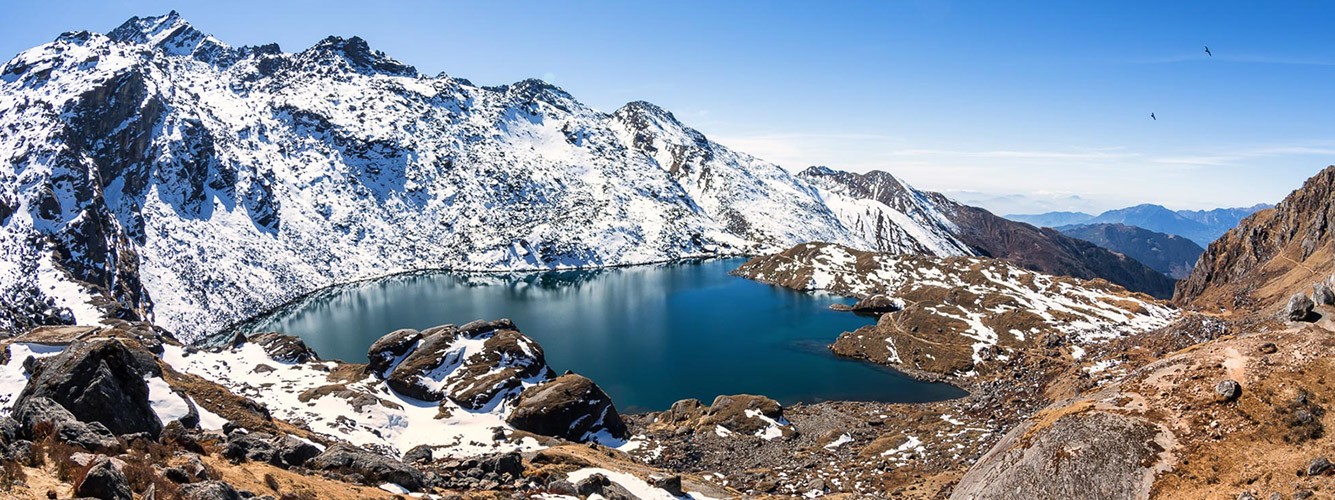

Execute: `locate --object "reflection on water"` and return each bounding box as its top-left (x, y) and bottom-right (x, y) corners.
top-left (246, 258), bottom-right (965, 411)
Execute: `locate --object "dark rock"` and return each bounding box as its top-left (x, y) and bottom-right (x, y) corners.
top-left (178, 480), bottom-right (243, 500)
top-left (246, 332), bottom-right (318, 363)
top-left (1237, 492), bottom-right (1257, 500)
top-left (0, 416), bottom-right (18, 445)
top-left (1258, 342), bottom-right (1278, 354)
top-left (304, 443), bottom-right (425, 491)
top-left (1306, 456), bottom-right (1332, 476)
top-left (546, 480), bottom-right (577, 496)
top-left (480, 451), bottom-right (522, 477)
top-left (1043, 333), bottom-right (1063, 348)
top-left (15, 339), bottom-right (163, 437)
top-left (1287, 293), bottom-right (1315, 322)
top-left (12, 397), bottom-right (120, 452)
top-left (573, 473), bottom-right (635, 500)
top-left (402, 444), bottom-right (433, 464)
top-left (223, 432), bottom-right (318, 468)
top-left (702, 394), bottom-right (797, 438)
top-left (75, 456), bottom-right (132, 500)
top-left (1315, 283), bottom-right (1335, 306)
top-left (651, 474), bottom-right (684, 496)
top-left (506, 373), bottom-right (627, 441)
top-left (366, 328), bottom-right (421, 375)
top-left (1215, 380), bottom-right (1242, 403)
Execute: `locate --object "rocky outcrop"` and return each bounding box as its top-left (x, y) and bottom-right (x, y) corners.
top-left (950, 411), bottom-right (1170, 500)
top-left (506, 374), bottom-right (628, 441)
top-left (1175, 166), bottom-right (1335, 311)
top-left (1287, 293), bottom-right (1316, 322)
top-left (221, 430), bottom-right (320, 468)
top-left (15, 339), bottom-right (164, 437)
top-left (245, 332), bottom-right (318, 363)
top-left (735, 243), bottom-right (1174, 377)
top-left (11, 397), bottom-right (120, 453)
top-left (379, 319), bottom-right (550, 408)
top-left (304, 443), bottom-right (426, 491)
top-left (654, 395), bottom-right (798, 439)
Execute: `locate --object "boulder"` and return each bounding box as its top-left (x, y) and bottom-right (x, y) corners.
top-left (74, 456), bottom-right (132, 500)
top-left (506, 373), bottom-right (627, 441)
top-left (12, 397), bottom-right (120, 452)
top-left (1287, 293), bottom-right (1316, 322)
top-left (651, 474), bottom-right (685, 496)
top-left (700, 395), bottom-right (797, 438)
top-left (0, 416), bottom-right (18, 445)
top-left (221, 431), bottom-right (319, 468)
top-left (1315, 283), bottom-right (1335, 306)
top-left (1306, 457), bottom-right (1332, 476)
top-left (178, 480), bottom-right (243, 500)
top-left (15, 339), bottom-right (162, 437)
top-left (246, 332), bottom-right (319, 363)
top-left (402, 444), bottom-right (433, 464)
top-left (383, 320), bottom-right (548, 408)
top-left (305, 443), bottom-right (426, 491)
top-left (1215, 380), bottom-right (1242, 403)
top-left (367, 328), bottom-right (421, 375)
top-left (575, 473), bottom-right (636, 500)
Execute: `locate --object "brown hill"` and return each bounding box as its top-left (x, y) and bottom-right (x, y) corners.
top-left (1175, 166), bottom-right (1335, 314)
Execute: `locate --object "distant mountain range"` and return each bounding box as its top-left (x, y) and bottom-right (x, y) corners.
top-left (1057, 223), bottom-right (1205, 279)
top-left (1006, 204), bottom-right (1272, 246)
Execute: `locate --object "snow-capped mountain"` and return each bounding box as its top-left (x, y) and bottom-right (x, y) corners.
top-left (0, 12), bottom-right (975, 340)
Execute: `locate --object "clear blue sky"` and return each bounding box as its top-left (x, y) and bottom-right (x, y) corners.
top-left (3, 1), bottom-right (1333, 214)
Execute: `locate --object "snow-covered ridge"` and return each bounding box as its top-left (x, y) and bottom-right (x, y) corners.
top-left (0, 12), bottom-right (981, 341)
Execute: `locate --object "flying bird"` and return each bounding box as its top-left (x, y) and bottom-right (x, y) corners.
top-left (1150, 112), bottom-right (1156, 120)
top-left (1205, 46), bottom-right (1212, 57)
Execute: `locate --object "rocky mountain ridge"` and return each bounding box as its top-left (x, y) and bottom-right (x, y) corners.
top-left (1008, 203), bottom-right (1272, 246)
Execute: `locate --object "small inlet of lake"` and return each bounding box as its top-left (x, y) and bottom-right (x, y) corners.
top-left (244, 258), bottom-right (965, 412)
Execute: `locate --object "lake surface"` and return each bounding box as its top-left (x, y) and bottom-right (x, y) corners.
top-left (245, 258), bottom-right (965, 411)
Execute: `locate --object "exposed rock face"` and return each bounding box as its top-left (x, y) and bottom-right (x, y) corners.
top-left (222, 431), bottom-right (320, 468)
top-left (735, 243), bottom-right (1174, 377)
top-left (1176, 166), bottom-right (1335, 311)
top-left (380, 319), bottom-right (550, 408)
top-left (246, 332), bottom-right (318, 363)
top-left (15, 339), bottom-right (163, 436)
top-left (506, 373), bottom-right (628, 441)
top-left (951, 411), bottom-right (1169, 500)
top-left (799, 167), bottom-right (1177, 298)
top-left (655, 394), bottom-right (798, 439)
top-left (367, 328), bottom-right (421, 376)
top-left (1058, 223), bottom-right (1205, 279)
top-left (304, 443), bottom-right (426, 490)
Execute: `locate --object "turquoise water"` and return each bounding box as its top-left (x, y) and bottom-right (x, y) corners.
top-left (246, 258), bottom-right (965, 411)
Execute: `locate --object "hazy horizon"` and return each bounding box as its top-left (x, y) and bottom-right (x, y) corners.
top-left (1, 1), bottom-right (1329, 213)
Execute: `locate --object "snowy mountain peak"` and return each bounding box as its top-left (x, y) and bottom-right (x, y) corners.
top-left (107, 11), bottom-right (190, 45)
top-left (303, 35), bottom-right (417, 77)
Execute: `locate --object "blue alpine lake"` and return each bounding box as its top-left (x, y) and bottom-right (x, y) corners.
top-left (245, 258), bottom-right (965, 411)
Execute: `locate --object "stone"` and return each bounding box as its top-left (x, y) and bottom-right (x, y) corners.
top-left (1306, 456), bottom-right (1332, 476)
top-left (1215, 380), bottom-right (1242, 403)
top-left (650, 474), bottom-right (684, 496)
top-left (15, 339), bottom-right (164, 437)
top-left (1316, 283), bottom-right (1335, 306)
top-left (245, 332), bottom-right (319, 363)
top-left (178, 480), bottom-right (243, 500)
top-left (75, 456), bottom-right (132, 500)
top-left (382, 321), bottom-right (548, 408)
top-left (222, 432), bottom-right (318, 468)
top-left (848, 294), bottom-right (899, 313)
top-left (402, 444), bottom-right (433, 464)
top-left (304, 443), bottom-right (426, 491)
top-left (1287, 293), bottom-right (1315, 322)
top-left (506, 373), bottom-right (628, 441)
top-left (1258, 342), bottom-right (1278, 354)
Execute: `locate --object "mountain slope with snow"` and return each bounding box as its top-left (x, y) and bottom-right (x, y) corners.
top-left (0, 13), bottom-right (986, 341)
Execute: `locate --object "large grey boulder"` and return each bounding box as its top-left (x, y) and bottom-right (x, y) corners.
top-left (178, 480), bottom-right (243, 500)
top-left (1315, 283), bottom-right (1335, 306)
top-left (305, 443), bottom-right (426, 491)
top-left (506, 373), bottom-right (627, 441)
top-left (75, 456), bottom-right (132, 500)
top-left (1288, 293), bottom-right (1316, 322)
top-left (221, 431), bottom-right (319, 468)
top-left (15, 339), bottom-right (164, 437)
